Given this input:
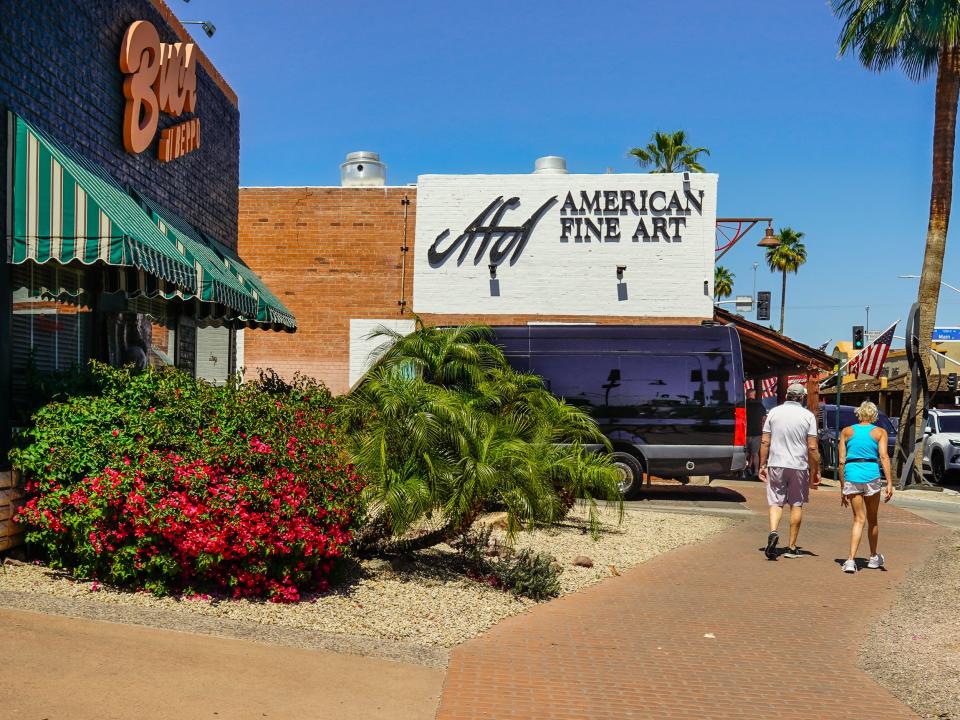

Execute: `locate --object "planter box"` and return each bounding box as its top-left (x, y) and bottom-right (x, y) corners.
top-left (0, 470), bottom-right (19, 490)
top-left (0, 488), bottom-right (26, 522)
top-left (0, 471), bottom-right (25, 551)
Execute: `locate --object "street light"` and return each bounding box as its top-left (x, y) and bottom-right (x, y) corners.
top-left (897, 274), bottom-right (960, 294)
top-left (183, 20), bottom-right (216, 37)
top-left (756, 222), bottom-right (780, 249)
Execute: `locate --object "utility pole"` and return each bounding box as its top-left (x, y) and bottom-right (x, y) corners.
top-left (752, 262), bottom-right (759, 317)
top-left (866, 305), bottom-right (870, 336)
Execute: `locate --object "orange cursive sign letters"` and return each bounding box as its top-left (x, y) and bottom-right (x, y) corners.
top-left (119, 21), bottom-right (199, 161)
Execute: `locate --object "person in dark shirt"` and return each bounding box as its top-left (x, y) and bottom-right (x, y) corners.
top-left (745, 388), bottom-right (767, 478)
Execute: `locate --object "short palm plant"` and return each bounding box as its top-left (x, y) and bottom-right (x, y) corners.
top-left (629, 130), bottom-right (710, 173)
top-left (336, 320), bottom-right (623, 556)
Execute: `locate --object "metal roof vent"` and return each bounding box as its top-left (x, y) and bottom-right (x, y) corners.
top-left (533, 156), bottom-right (568, 174)
top-left (340, 151), bottom-right (386, 187)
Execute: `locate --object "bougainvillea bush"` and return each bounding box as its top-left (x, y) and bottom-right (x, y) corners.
top-left (11, 364), bottom-right (362, 602)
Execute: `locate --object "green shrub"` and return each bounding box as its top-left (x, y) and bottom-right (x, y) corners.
top-left (456, 526), bottom-right (561, 601)
top-left (337, 320), bottom-right (623, 555)
top-left (491, 548), bottom-right (561, 601)
top-left (11, 363), bottom-right (363, 602)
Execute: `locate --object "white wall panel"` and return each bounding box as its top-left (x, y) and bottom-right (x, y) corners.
top-left (349, 318), bottom-right (416, 388)
top-left (412, 173), bottom-right (717, 318)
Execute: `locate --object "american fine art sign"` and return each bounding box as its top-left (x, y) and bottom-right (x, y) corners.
top-left (413, 173), bottom-right (718, 318)
top-left (119, 20), bottom-right (199, 163)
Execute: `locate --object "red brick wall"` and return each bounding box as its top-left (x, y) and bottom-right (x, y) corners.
top-left (238, 187), bottom-right (699, 395)
top-left (239, 187), bottom-right (415, 393)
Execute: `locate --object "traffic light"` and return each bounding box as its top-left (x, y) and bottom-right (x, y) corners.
top-left (757, 291), bottom-right (771, 321)
top-left (852, 325), bottom-right (864, 350)
top-left (948, 373), bottom-right (957, 392)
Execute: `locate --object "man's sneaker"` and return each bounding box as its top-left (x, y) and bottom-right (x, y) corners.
top-left (868, 553), bottom-right (885, 569)
top-left (764, 531), bottom-right (779, 560)
top-left (842, 559), bottom-right (857, 573)
top-left (783, 546), bottom-right (803, 558)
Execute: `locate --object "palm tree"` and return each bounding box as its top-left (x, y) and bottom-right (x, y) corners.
top-left (336, 322), bottom-right (622, 555)
top-left (714, 266), bottom-right (735, 302)
top-left (628, 130), bottom-right (710, 173)
top-left (833, 2), bottom-right (960, 474)
top-left (764, 227), bottom-right (807, 334)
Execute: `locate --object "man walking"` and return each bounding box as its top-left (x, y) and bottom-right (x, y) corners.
top-left (758, 383), bottom-right (820, 559)
top-left (745, 388), bottom-right (766, 478)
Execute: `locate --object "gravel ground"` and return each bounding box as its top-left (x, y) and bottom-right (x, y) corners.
top-left (860, 531), bottom-right (960, 719)
top-left (0, 505), bottom-right (732, 662)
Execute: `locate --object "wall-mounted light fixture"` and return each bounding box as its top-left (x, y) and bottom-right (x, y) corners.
top-left (183, 20), bottom-right (216, 37)
top-left (616, 265), bottom-right (626, 281)
top-left (488, 264), bottom-right (497, 279)
top-left (757, 221), bottom-right (780, 249)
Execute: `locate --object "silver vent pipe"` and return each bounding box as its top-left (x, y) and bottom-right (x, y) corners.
top-left (533, 156), bottom-right (568, 174)
top-left (341, 151), bottom-right (386, 186)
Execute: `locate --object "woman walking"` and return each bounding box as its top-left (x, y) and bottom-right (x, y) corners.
top-left (838, 401), bottom-right (894, 573)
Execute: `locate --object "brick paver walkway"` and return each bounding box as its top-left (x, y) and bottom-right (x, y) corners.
top-left (437, 482), bottom-right (948, 719)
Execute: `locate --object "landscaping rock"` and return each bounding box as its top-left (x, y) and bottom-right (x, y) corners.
top-left (363, 558), bottom-right (392, 573)
top-left (0, 507), bottom-right (733, 650)
top-left (572, 555), bottom-right (594, 568)
top-left (475, 512), bottom-right (510, 530)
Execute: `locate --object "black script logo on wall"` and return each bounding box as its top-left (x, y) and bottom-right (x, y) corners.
top-left (559, 180), bottom-right (705, 244)
top-left (428, 195), bottom-right (557, 268)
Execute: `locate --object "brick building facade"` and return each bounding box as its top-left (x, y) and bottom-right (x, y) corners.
top-left (1, 0), bottom-right (293, 459)
top-left (0, 0), bottom-right (240, 244)
top-left (238, 171), bottom-right (715, 394)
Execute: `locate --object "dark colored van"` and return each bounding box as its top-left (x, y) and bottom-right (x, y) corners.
top-left (492, 324), bottom-right (747, 498)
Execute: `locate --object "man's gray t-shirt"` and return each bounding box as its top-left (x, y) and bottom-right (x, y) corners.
top-left (763, 401), bottom-right (818, 470)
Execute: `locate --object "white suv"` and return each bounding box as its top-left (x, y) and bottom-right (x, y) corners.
top-left (921, 409), bottom-right (960, 483)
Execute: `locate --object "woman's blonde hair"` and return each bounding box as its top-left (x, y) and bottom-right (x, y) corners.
top-left (855, 400), bottom-right (879, 423)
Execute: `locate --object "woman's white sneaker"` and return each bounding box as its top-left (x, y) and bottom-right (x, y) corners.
top-left (842, 559), bottom-right (858, 573)
top-left (868, 554), bottom-right (885, 569)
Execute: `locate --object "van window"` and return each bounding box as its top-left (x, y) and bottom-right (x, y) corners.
top-left (530, 354), bottom-right (615, 410)
top-left (701, 353), bottom-right (735, 407)
top-left (530, 353), bottom-right (705, 416)
top-left (616, 355), bottom-right (701, 412)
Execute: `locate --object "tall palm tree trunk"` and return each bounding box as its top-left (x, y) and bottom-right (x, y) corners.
top-left (779, 269), bottom-right (787, 333)
top-left (905, 45), bottom-right (960, 477)
top-left (918, 46), bottom-right (960, 366)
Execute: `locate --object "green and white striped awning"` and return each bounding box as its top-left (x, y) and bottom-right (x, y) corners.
top-left (6, 113), bottom-right (296, 332)
top-left (8, 113), bottom-right (196, 294)
top-left (138, 195), bottom-right (296, 331)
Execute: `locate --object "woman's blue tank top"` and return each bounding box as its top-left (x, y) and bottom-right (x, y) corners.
top-left (845, 424), bottom-right (881, 483)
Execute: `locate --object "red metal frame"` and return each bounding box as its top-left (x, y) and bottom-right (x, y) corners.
top-left (715, 217), bottom-right (772, 260)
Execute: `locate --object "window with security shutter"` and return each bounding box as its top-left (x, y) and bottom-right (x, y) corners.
top-left (10, 263), bottom-right (93, 420)
top-left (176, 317), bottom-right (196, 377)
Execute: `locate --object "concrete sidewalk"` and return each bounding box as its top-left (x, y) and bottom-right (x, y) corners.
top-left (437, 482), bottom-right (947, 719)
top-left (4, 607), bottom-right (444, 720)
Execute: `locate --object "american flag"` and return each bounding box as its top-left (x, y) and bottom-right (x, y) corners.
top-left (761, 377), bottom-right (778, 398)
top-left (847, 322), bottom-right (897, 377)
top-left (745, 377), bottom-right (780, 398)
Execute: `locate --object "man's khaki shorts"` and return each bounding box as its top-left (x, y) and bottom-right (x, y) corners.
top-left (766, 467), bottom-right (810, 507)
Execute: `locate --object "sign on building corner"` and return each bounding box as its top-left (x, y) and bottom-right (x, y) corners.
top-left (119, 20), bottom-right (200, 163)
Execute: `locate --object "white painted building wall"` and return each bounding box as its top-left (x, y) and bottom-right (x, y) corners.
top-left (348, 318), bottom-right (416, 388)
top-left (412, 173), bottom-right (717, 318)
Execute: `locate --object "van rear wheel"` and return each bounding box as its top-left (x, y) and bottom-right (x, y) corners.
top-left (612, 452), bottom-right (645, 500)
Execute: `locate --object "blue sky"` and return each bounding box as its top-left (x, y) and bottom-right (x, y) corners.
top-left (181, 0), bottom-right (960, 349)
